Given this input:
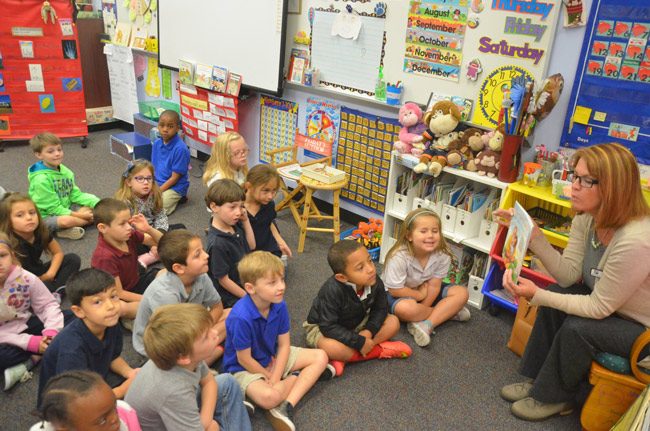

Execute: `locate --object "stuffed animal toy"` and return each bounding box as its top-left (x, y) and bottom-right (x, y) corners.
top-left (475, 149), bottom-right (500, 177)
top-left (521, 73), bottom-right (565, 135)
top-left (41, 1), bottom-right (58, 24)
top-left (413, 100), bottom-right (461, 177)
top-left (474, 125), bottom-right (505, 177)
top-left (394, 102), bottom-right (427, 156)
top-left (447, 127), bottom-right (485, 171)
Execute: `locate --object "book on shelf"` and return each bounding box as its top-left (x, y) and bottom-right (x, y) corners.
top-left (503, 202), bottom-right (536, 283)
top-left (277, 163), bottom-right (303, 181)
top-left (178, 60), bottom-right (195, 86)
top-left (211, 66), bottom-right (229, 93)
top-left (287, 48), bottom-right (309, 84)
top-left (193, 63), bottom-right (213, 89)
top-left (225, 73), bottom-right (242, 97)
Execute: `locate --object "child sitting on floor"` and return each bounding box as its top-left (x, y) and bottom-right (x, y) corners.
top-left (0, 193), bottom-right (80, 294)
top-left (32, 370), bottom-right (141, 431)
top-left (304, 240), bottom-right (412, 377)
top-left (151, 110), bottom-right (190, 215)
top-left (244, 164), bottom-right (292, 259)
top-left (0, 232), bottom-right (65, 391)
top-left (222, 251), bottom-right (331, 431)
top-left (27, 133), bottom-right (100, 240)
top-left (202, 132), bottom-right (249, 187)
top-left (382, 208), bottom-right (470, 348)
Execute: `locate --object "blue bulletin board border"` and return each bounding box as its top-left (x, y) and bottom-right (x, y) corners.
top-left (560, 0), bottom-right (650, 164)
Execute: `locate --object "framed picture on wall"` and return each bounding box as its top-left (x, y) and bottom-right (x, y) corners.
top-left (288, 0), bottom-right (301, 14)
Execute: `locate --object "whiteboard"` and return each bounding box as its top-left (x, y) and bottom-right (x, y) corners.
top-left (158, 0), bottom-right (288, 95)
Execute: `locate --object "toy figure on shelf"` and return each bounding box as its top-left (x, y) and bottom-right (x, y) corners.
top-left (413, 100), bottom-right (461, 177)
top-left (394, 102), bottom-right (427, 156)
top-left (474, 125), bottom-right (504, 177)
top-left (41, 1), bottom-right (58, 24)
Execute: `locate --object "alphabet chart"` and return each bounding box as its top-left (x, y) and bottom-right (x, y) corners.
top-left (336, 107), bottom-right (400, 214)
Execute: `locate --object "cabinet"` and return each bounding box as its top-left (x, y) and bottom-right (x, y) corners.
top-left (379, 153), bottom-right (509, 309)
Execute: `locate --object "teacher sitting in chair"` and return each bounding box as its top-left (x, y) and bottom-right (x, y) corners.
top-left (497, 143), bottom-right (650, 421)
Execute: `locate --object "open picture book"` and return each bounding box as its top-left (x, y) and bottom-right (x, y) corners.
top-left (503, 202), bottom-right (535, 283)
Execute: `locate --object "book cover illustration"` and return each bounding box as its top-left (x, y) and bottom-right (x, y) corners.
top-left (131, 26), bottom-right (148, 50)
top-left (193, 63), bottom-right (212, 89)
top-left (178, 60), bottom-right (195, 86)
top-left (211, 66), bottom-right (228, 93)
top-left (503, 202), bottom-right (535, 283)
top-left (226, 73), bottom-right (242, 97)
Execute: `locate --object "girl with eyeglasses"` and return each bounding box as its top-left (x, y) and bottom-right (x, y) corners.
top-left (115, 160), bottom-right (184, 268)
top-left (496, 143), bottom-right (650, 422)
top-left (202, 132), bottom-right (249, 188)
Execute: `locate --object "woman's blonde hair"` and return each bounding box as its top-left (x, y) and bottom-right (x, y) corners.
top-left (0, 193), bottom-right (51, 255)
top-left (385, 208), bottom-right (453, 264)
top-left (572, 143), bottom-right (650, 229)
top-left (202, 132), bottom-right (248, 185)
top-left (114, 159), bottom-right (162, 214)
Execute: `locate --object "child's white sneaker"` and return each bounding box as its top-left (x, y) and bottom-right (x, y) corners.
top-left (452, 306), bottom-right (471, 322)
top-left (56, 227), bottom-right (85, 240)
top-left (407, 320), bottom-right (433, 347)
top-left (4, 361), bottom-right (33, 391)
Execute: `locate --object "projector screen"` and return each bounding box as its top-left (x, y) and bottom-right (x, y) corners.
top-left (158, 0), bottom-right (288, 95)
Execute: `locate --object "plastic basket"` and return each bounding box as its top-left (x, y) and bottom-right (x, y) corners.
top-left (138, 101), bottom-right (180, 121)
top-left (340, 228), bottom-right (380, 261)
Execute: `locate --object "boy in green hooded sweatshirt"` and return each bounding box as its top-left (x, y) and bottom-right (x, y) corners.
top-left (28, 133), bottom-right (100, 240)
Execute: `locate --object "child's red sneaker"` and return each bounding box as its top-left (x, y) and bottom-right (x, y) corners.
top-left (378, 340), bottom-right (413, 359)
top-left (329, 360), bottom-right (345, 377)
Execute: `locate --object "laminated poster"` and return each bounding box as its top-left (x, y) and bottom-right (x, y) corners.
top-left (259, 96), bottom-right (298, 164)
top-left (404, 0), bottom-right (468, 82)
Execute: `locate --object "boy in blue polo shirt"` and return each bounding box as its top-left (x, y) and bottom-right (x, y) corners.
top-left (151, 110), bottom-right (190, 215)
top-left (38, 269), bottom-right (138, 408)
top-left (222, 251), bottom-right (332, 431)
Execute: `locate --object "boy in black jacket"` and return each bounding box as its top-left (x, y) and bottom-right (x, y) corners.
top-left (303, 240), bottom-right (412, 376)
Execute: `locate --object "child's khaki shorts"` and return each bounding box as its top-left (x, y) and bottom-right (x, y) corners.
top-left (233, 346), bottom-right (302, 394)
top-left (302, 314), bottom-right (370, 348)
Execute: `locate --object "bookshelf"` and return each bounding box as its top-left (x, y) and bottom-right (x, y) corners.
top-left (379, 153), bottom-right (509, 309)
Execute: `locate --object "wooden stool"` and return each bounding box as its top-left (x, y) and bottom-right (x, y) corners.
top-left (297, 174), bottom-right (348, 253)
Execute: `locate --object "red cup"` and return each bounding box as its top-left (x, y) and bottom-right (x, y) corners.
top-left (498, 134), bottom-right (524, 183)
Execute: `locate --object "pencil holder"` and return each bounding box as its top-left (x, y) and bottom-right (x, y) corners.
top-left (498, 134), bottom-right (523, 183)
top-left (386, 85), bottom-right (403, 106)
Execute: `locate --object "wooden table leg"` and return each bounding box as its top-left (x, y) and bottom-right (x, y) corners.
top-left (298, 187), bottom-right (313, 253)
top-left (333, 189), bottom-right (341, 243)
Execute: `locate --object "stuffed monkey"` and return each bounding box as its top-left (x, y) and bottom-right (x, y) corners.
top-left (413, 100), bottom-right (461, 177)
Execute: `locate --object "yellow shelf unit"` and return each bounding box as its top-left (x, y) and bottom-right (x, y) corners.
top-left (501, 182), bottom-right (572, 248)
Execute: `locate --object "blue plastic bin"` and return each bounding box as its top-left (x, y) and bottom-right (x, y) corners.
top-left (481, 262), bottom-right (518, 313)
top-left (340, 228), bottom-right (380, 261)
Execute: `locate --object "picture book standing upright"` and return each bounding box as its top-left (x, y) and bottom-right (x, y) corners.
top-left (503, 202), bottom-right (536, 283)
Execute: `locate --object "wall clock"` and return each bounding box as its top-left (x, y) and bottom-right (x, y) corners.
top-left (472, 65), bottom-right (534, 128)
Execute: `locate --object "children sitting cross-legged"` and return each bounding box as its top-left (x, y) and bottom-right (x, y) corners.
top-left (32, 370), bottom-right (141, 431)
top-left (303, 240), bottom-right (412, 377)
top-left (132, 229), bottom-right (228, 363)
top-left (206, 179), bottom-right (255, 308)
top-left (91, 198), bottom-right (163, 320)
top-left (222, 251), bottom-right (331, 431)
top-left (126, 303), bottom-right (251, 431)
top-left (38, 269), bottom-right (138, 408)
top-left (381, 208), bottom-right (471, 348)
top-left (27, 133), bottom-right (100, 240)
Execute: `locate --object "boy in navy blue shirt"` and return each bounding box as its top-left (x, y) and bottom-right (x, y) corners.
top-left (151, 110), bottom-right (190, 215)
top-left (222, 251), bottom-right (331, 431)
top-left (37, 269), bottom-right (138, 408)
top-left (205, 179), bottom-right (255, 308)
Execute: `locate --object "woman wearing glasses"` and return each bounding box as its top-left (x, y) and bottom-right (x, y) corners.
top-left (496, 143), bottom-right (650, 421)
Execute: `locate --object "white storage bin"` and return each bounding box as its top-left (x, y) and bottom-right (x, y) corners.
top-left (431, 200), bottom-right (443, 216)
top-left (392, 193), bottom-right (409, 215)
top-left (454, 208), bottom-right (483, 240)
top-left (467, 275), bottom-right (486, 309)
top-left (441, 204), bottom-right (457, 236)
top-left (477, 219), bottom-right (498, 250)
top-left (412, 197), bottom-right (429, 211)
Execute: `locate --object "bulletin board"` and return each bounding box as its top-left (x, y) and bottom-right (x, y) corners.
top-left (0, 0), bottom-right (87, 140)
top-left (178, 85), bottom-right (239, 147)
top-left (259, 96), bottom-right (298, 164)
top-left (560, 0), bottom-right (650, 164)
top-left (290, 0), bottom-right (561, 113)
top-left (335, 107), bottom-right (399, 214)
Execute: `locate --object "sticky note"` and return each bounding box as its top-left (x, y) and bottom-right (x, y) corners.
top-left (573, 106), bottom-right (592, 125)
top-left (593, 111), bottom-right (607, 122)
